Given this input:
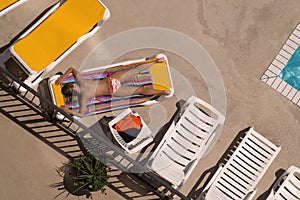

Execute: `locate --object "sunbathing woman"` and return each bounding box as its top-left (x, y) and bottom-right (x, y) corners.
top-left (55, 57), bottom-right (170, 117)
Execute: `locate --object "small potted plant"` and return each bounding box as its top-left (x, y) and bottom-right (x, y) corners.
top-left (63, 153), bottom-right (110, 198)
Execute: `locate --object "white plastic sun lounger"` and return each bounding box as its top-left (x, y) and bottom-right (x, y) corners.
top-left (201, 127), bottom-right (281, 200)
top-left (6, 0), bottom-right (109, 91)
top-left (266, 165), bottom-right (300, 200)
top-left (148, 96), bottom-right (225, 189)
top-left (44, 53), bottom-right (174, 120)
top-left (0, 0), bottom-right (27, 17)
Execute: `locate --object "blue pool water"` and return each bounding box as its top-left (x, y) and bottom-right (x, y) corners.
top-left (280, 46), bottom-right (300, 91)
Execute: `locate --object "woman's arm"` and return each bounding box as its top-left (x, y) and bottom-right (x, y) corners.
top-left (55, 67), bottom-right (81, 85)
top-left (60, 96), bottom-right (88, 118)
top-left (60, 106), bottom-right (83, 118)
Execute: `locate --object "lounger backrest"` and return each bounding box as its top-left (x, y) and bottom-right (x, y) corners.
top-left (205, 128), bottom-right (281, 200)
top-left (13, 0), bottom-right (106, 72)
top-left (149, 96), bottom-right (225, 187)
top-left (269, 166), bottom-right (300, 200)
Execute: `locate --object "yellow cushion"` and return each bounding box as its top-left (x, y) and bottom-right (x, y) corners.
top-left (51, 83), bottom-right (64, 107)
top-left (0, 0), bottom-right (18, 11)
top-left (14, 0), bottom-right (105, 72)
top-left (149, 62), bottom-right (171, 90)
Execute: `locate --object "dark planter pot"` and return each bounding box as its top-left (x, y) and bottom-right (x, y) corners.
top-left (63, 167), bottom-right (91, 197)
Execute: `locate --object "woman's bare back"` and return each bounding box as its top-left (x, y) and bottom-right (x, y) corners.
top-left (80, 78), bottom-right (111, 99)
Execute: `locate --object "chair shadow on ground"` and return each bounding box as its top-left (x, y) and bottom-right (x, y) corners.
top-left (0, 85), bottom-right (82, 160)
top-left (148, 99), bottom-right (186, 153)
top-left (187, 127), bottom-right (251, 199)
top-left (78, 103), bottom-right (186, 199)
top-left (0, 77), bottom-right (192, 200)
top-left (107, 169), bottom-right (167, 200)
top-left (0, 81), bottom-right (92, 198)
top-left (256, 168), bottom-right (285, 200)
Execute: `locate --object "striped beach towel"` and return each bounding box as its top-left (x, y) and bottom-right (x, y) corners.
top-left (62, 65), bottom-right (156, 115)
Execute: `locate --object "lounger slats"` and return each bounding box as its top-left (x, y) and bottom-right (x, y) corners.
top-left (164, 142), bottom-right (195, 165)
top-left (231, 157), bottom-right (258, 180)
top-left (223, 164), bottom-right (255, 187)
top-left (275, 175), bottom-right (300, 199)
top-left (189, 103), bottom-right (216, 125)
top-left (243, 142), bottom-right (270, 165)
top-left (238, 147), bottom-right (266, 171)
top-left (149, 96), bottom-right (225, 188)
top-left (181, 118), bottom-right (210, 139)
top-left (249, 132), bottom-right (278, 154)
top-left (180, 118), bottom-right (209, 140)
top-left (184, 111), bottom-right (213, 132)
top-left (281, 178), bottom-right (300, 199)
top-left (172, 135), bottom-right (199, 159)
top-left (162, 147), bottom-right (190, 166)
top-left (150, 153), bottom-right (185, 186)
top-left (277, 179), bottom-right (300, 199)
top-left (203, 128), bottom-right (281, 200)
top-left (234, 152), bottom-right (261, 175)
top-left (176, 125), bottom-right (206, 145)
top-left (217, 172), bottom-right (249, 195)
top-left (267, 166), bottom-right (300, 200)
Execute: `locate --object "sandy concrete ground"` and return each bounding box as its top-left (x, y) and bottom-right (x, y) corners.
top-left (1, 0), bottom-right (300, 199)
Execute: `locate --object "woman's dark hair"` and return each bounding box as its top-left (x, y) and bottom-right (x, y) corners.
top-left (61, 83), bottom-right (79, 96)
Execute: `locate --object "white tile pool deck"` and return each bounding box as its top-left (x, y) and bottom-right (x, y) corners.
top-left (1, 0), bottom-right (300, 199)
top-left (261, 22), bottom-right (300, 107)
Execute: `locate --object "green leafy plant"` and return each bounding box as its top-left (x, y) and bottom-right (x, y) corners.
top-left (70, 153), bottom-right (110, 194)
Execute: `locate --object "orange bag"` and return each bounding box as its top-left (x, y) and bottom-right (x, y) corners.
top-left (114, 114), bottom-right (143, 132)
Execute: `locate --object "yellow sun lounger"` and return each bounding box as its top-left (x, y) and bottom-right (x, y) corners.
top-left (7, 0), bottom-right (110, 90)
top-left (43, 53), bottom-right (174, 120)
top-left (0, 0), bottom-right (27, 17)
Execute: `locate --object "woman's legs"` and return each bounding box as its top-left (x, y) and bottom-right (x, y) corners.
top-left (113, 85), bottom-right (170, 97)
top-left (109, 57), bottom-right (169, 96)
top-left (110, 57), bottom-right (165, 82)
top-left (110, 63), bottom-right (153, 82)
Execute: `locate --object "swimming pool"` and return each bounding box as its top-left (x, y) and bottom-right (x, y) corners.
top-left (261, 23), bottom-right (300, 106)
top-left (280, 45), bottom-right (300, 91)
